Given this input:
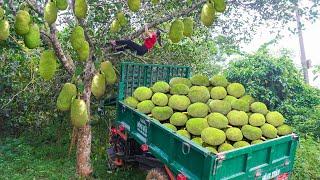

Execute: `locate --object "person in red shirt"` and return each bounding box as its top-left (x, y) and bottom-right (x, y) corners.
top-left (110, 25), bottom-right (162, 56)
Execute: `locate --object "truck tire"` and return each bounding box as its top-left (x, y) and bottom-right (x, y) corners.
top-left (146, 168), bottom-right (168, 180)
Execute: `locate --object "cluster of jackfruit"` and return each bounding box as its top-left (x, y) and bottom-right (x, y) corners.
top-left (70, 25), bottom-right (90, 61)
top-left (110, 12), bottom-right (128, 33)
top-left (200, 0), bottom-right (226, 27)
top-left (124, 74), bottom-right (293, 154)
top-left (169, 17), bottom-right (194, 43)
top-left (0, 6), bottom-right (10, 41)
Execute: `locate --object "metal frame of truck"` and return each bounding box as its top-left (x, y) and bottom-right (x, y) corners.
top-left (108, 62), bottom-right (299, 180)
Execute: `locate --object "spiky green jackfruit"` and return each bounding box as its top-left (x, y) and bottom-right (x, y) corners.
top-left (251, 140), bottom-right (263, 144)
top-left (233, 141), bottom-right (250, 148)
top-left (201, 127), bottom-right (226, 146)
top-left (91, 73), bottom-right (106, 99)
top-left (14, 10), bottom-right (30, 35)
top-left (186, 118), bottom-right (209, 136)
top-left (177, 129), bottom-right (191, 139)
top-left (168, 95), bottom-right (190, 111)
top-left (151, 81), bottom-right (170, 93)
top-left (117, 12), bottom-right (127, 26)
top-left (151, 92), bottom-right (168, 106)
top-left (188, 86), bottom-right (210, 103)
top-left (251, 102), bottom-right (268, 115)
top-left (133, 86), bottom-right (153, 101)
top-left (213, 0), bottom-right (226, 12)
top-left (210, 75), bottom-right (228, 87)
top-left (100, 61), bottom-right (117, 85)
top-left (223, 95), bottom-right (237, 104)
top-left (56, 0), bottom-right (68, 10)
top-left (261, 123), bottom-right (277, 139)
top-left (183, 17), bottom-right (193, 37)
top-left (187, 103), bottom-right (209, 118)
top-left (0, 19), bottom-right (10, 41)
top-left (206, 146), bottom-right (218, 154)
top-left (207, 112), bottom-right (228, 129)
top-left (240, 95), bottom-right (255, 105)
top-left (218, 143), bottom-right (234, 152)
top-left (71, 26), bottom-right (85, 50)
top-left (170, 112), bottom-right (188, 126)
top-left (191, 137), bottom-right (203, 146)
top-left (277, 124), bottom-right (293, 136)
top-left (170, 84), bottom-right (189, 95)
top-left (75, 0), bottom-right (88, 19)
top-left (163, 123), bottom-right (177, 131)
top-left (128, 0), bottom-right (141, 12)
top-left (227, 110), bottom-right (248, 126)
top-left (241, 125), bottom-right (262, 141)
top-left (44, 1), bottom-right (58, 25)
top-left (39, 50), bottom-right (57, 80)
top-left (169, 19), bottom-right (184, 43)
top-left (137, 100), bottom-right (154, 114)
top-left (190, 74), bottom-right (210, 86)
top-left (152, 106), bottom-right (173, 121)
top-left (77, 41), bottom-right (90, 61)
top-left (226, 127), bottom-right (243, 141)
top-left (0, 7), bottom-right (4, 18)
top-left (169, 77), bottom-right (192, 87)
top-left (57, 83), bottom-right (77, 111)
top-left (231, 99), bottom-right (249, 112)
top-left (249, 113), bottom-right (266, 127)
top-left (209, 100), bottom-right (231, 115)
top-left (70, 99), bottom-right (89, 128)
top-left (110, 19), bottom-right (120, 33)
top-left (24, 24), bottom-right (41, 49)
top-left (201, 2), bottom-right (215, 27)
top-left (266, 111), bottom-right (285, 127)
top-left (227, 83), bottom-right (245, 98)
top-left (210, 86), bottom-right (227, 100)
top-left (124, 96), bottom-right (139, 108)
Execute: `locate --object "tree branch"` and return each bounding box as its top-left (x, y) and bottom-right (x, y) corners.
top-left (128, 0), bottom-right (207, 39)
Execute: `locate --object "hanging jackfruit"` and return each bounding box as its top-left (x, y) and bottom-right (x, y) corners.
top-left (128, 0), bottom-right (140, 12)
top-left (14, 10), bottom-right (31, 35)
top-left (57, 83), bottom-right (77, 111)
top-left (91, 73), bottom-right (106, 99)
top-left (110, 19), bottom-right (120, 33)
top-left (39, 50), bottom-right (57, 80)
top-left (183, 17), bottom-right (194, 37)
top-left (74, 0), bottom-right (88, 19)
top-left (213, 0), bottom-right (226, 12)
top-left (0, 19), bottom-right (10, 41)
top-left (100, 61), bottom-right (117, 85)
top-left (44, 1), bottom-right (58, 25)
top-left (70, 99), bottom-right (89, 128)
top-left (169, 19), bottom-right (184, 43)
top-left (71, 26), bottom-right (85, 50)
top-left (56, 0), bottom-right (68, 10)
top-left (151, 0), bottom-right (159, 4)
top-left (201, 2), bottom-right (215, 27)
top-left (0, 6), bottom-right (4, 18)
top-left (117, 12), bottom-right (128, 27)
top-left (77, 41), bottom-right (90, 61)
top-left (24, 23), bottom-right (41, 49)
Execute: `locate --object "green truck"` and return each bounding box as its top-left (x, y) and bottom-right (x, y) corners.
top-left (108, 62), bottom-right (299, 180)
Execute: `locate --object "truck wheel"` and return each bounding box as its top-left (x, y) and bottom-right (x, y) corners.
top-left (146, 168), bottom-right (168, 180)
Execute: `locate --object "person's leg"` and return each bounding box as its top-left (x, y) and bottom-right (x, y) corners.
top-left (115, 40), bottom-right (147, 55)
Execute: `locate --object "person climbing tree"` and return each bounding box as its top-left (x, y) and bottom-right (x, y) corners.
top-left (110, 25), bottom-right (162, 56)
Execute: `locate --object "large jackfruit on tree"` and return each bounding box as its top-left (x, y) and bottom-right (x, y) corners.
top-left (213, 0), bottom-right (226, 12)
top-left (75, 0), bottom-right (88, 19)
top-left (169, 19), bottom-right (184, 43)
top-left (110, 19), bottom-right (121, 33)
top-left (14, 10), bottom-right (31, 35)
top-left (39, 50), bottom-right (57, 80)
top-left (24, 24), bottom-right (41, 49)
top-left (56, 0), bottom-right (68, 10)
top-left (128, 0), bottom-right (141, 12)
top-left (57, 83), bottom-right (77, 111)
top-left (77, 41), bottom-right (90, 61)
top-left (71, 26), bottom-right (85, 50)
top-left (70, 99), bottom-right (89, 128)
top-left (0, 19), bottom-right (10, 41)
top-left (0, 6), bottom-right (4, 18)
top-left (91, 73), bottom-right (106, 99)
top-left (100, 61), bottom-right (117, 85)
top-left (117, 12), bottom-right (128, 27)
top-left (44, 1), bottom-right (58, 25)
top-left (183, 17), bottom-right (194, 37)
top-left (201, 2), bottom-right (215, 27)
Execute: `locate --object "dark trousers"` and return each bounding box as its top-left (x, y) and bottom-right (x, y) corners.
top-left (116, 40), bottom-right (148, 56)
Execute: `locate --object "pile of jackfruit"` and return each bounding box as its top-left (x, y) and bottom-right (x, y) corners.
top-left (124, 74), bottom-right (293, 154)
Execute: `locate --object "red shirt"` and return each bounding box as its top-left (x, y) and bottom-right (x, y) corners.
top-left (144, 32), bottom-right (157, 50)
